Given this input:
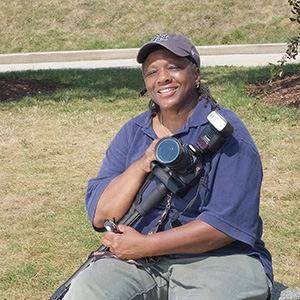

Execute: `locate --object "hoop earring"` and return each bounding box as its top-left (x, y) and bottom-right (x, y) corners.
top-left (195, 82), bottom-right (200, 89)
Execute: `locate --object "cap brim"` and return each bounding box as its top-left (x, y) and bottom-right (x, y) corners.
top-left (137, 42), bottom-right (190, 64)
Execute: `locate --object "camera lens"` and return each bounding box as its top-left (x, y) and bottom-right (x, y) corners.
top-left (155, 137), bottom-right (192, 172)
top-left (155, 138), bottom-right (180, 164)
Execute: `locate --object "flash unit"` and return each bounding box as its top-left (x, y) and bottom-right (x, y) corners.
top-left (197, 110), bottom-right (233, 153)
top-left (207, 111), bottom-right (233, 137)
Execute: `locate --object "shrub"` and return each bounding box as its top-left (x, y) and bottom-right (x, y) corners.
top-left (286, 0), bottom-right (300, 59)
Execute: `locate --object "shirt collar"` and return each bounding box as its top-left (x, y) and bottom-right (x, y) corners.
top-left (132, 110), bottom-right (156, 138)
top-left (186, 98), bottom-right (213, 127)
top-left (133, 98), bottom-right (213, 137)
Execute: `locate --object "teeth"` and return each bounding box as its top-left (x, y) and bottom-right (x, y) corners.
top-left (159, 88), bottom-right (174, 93)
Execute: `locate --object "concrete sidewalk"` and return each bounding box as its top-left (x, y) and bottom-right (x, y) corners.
top-left (0, 43), bottom-right (299, 72)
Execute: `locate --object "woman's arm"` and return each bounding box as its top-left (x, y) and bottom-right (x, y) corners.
top-left (101, 220), bottom-right (235, 260)
top-left (92, 139), bottom-right (159, 229)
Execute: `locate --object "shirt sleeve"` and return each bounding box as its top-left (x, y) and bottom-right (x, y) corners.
top-left (197, 136), bottom-right (263, 248)
top-left (85, 124), bottom-right (129, 227)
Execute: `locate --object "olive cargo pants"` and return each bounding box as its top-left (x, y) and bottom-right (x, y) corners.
top-left (63, 254), bottom-right (271, 300)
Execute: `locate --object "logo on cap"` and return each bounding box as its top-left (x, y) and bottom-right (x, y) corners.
top-left (152, 33), bottom-right (169, 43)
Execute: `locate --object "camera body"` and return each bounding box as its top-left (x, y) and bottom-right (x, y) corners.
top-left (155, 139), bottom-right (204, 188)
top-left (154, 111), bottom-right (233, 192)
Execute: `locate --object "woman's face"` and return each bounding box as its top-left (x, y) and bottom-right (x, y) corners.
top-left (143, 49), bottom-right (200, 112)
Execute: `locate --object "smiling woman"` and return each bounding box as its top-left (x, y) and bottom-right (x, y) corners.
top-left (142, 49), bottom-right (200, 136)
top-left (62, 34), bottom-right (273, 300)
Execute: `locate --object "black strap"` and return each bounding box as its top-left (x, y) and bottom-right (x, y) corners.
top-left (170, 175), bottom-right (206, 228)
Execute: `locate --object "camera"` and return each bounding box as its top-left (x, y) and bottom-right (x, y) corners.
top-left (155, 138), bottom-right (203, 187)
top-left (154, 111), bottom-right (233, 190)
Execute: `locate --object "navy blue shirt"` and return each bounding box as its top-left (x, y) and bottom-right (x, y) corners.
top-left (86, 99), bottom-right (273, 281)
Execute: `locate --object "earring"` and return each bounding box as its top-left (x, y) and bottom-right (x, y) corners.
top-left (139, 88), bottom-right (147, 97)
top-left (195, 82), bottom-right (200, 89)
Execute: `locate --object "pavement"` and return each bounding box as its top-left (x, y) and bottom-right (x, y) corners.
top-left (272, 282), bottom-right (300, 300)
top-left (0, 43), bottom-right (299, 72)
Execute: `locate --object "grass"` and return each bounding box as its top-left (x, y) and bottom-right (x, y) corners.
top-left (0, 0), bottom-right (298, 54)
top-left (0, 64), bottom-right (299, 299)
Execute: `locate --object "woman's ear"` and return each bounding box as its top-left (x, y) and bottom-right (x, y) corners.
top-left (195, 67), bottom-right (201, 84)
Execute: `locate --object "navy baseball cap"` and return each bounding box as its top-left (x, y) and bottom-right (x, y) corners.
top-left (137, 33), bottom-right (200, 68)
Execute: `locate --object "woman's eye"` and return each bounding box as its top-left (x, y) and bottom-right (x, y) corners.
top-left (169, 65), bottom-right (180, 70)
top-left (146, 70), bottom-right (157, 77)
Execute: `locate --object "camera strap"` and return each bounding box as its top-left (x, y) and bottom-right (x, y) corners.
top-left (148, 193), bottom-right (172, 235)
top-left (170, 175), bottom-right (206, 228)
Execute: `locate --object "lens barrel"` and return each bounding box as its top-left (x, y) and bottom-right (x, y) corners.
top-left (155, 137), bottom-right (192, 172)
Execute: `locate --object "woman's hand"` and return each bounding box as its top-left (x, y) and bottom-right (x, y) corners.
top-left (101, 225), bottom-right (148, 260)
top-left (139, 139), bottom-right (160, 173)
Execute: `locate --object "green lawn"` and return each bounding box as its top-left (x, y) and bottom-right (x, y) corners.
top-left (0, 64), bottom-right (299, 299)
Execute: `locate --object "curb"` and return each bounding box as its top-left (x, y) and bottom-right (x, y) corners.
top-left (0, 43), bottom-right (287, 65)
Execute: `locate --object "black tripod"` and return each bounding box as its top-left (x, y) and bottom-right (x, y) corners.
top-left (49, 163), bottom-right (187, 300)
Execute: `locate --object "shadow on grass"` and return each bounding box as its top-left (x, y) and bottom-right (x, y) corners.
top-left (0, 63), bottom-right (299, 104)
top-left (0, 68), bottom-right (145, 103)
top-left (201, 63), bottom-right (300, 87)
top-left (0, 76), bottom-right (71, 102)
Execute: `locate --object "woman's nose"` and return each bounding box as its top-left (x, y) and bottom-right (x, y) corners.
top-left (157, 68), bottom-right (172, 84)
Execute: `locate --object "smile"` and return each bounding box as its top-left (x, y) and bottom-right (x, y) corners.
top-left (158, 87), bottom-right (178, 95)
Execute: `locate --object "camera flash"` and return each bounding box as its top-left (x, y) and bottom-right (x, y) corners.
top-left (207, 111), bottom-right (227, 131)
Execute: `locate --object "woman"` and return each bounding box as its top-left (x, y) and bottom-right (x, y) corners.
top-left (65, 34), bottom-right (273, 300)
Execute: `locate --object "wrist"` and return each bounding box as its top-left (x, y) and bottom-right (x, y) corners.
top-left (135, 157), bottom-right (152, 174)
top-left (140, 233), bottom-right (163, 257)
